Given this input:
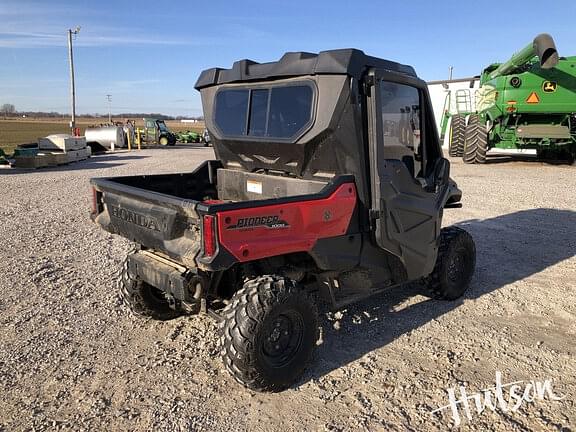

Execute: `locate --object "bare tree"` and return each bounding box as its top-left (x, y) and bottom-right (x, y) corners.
top-left (1, 103), bottom-right (16, 119)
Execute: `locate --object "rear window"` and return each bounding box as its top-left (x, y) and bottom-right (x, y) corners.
top-left (214, 89), bottom-right (249, 135)
top-left (214, 84), bottom-right (313, 139)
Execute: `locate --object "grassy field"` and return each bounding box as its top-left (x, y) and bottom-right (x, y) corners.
top-left (0, 120), bottom-right (75, 155)
top-left (0, 118), bottom-right (205, 155)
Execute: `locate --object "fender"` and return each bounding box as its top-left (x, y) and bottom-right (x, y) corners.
top-left (216, 183), bottom-right (357, 262)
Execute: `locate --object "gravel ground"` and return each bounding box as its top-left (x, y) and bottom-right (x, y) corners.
top-left (0, 147), bottom-right (574, 431)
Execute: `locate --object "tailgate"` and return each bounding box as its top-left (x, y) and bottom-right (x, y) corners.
top-left (91, 179), bottom-right (202, 266)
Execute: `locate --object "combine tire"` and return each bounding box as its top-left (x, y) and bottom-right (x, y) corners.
top-left (424, 226), bottom-right (476, 300)
top-left (119, 256), bottom-right (181, 321)
top-left (448, 115), bottom-right (466, 157)
top-left (219, 275), bottom-right (319, 392)
top-left (463, 114), bottom-right (488, 164)
top-left (159, 136), bottom-right (169, 146)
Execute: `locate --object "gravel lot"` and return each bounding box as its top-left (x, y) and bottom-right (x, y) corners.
top-left (0, 147), bottom-right (574, 431)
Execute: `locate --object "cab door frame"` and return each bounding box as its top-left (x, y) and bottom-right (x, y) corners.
top-left (366, 68), bottom-right (448, 280)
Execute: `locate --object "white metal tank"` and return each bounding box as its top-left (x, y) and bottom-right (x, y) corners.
top-left (85, 126), bottom-right (126, 149)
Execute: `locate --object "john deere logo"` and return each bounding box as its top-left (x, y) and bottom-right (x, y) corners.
top-left (542, 81), bottom-right (557, 93)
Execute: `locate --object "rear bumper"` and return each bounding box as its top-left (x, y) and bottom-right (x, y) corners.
top-left (128, 251), bottom-right (189, 295)
top-left (127, 250), bottom-right (209, 308)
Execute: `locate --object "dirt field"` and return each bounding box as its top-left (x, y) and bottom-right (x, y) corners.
top-left (0, 149), bottom-right (574, 431)
top-left (0, 119), bottom-right (204, 155)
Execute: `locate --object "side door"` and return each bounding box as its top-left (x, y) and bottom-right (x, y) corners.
top-left (145, 119), bottom-right (157, 143)
top-left (367, 69), bottom-right (449, 280)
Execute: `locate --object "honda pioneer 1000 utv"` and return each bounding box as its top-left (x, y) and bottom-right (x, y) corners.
top-left (90, 49), bottom-right (476, 392)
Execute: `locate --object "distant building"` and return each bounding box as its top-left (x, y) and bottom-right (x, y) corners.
top-left (427, 80), bottom-right (480, 149)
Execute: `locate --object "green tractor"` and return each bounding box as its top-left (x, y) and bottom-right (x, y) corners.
top-left (175, 130), bottom-right (203, 144)
top-left (449, 34), bottom-right (576, 164)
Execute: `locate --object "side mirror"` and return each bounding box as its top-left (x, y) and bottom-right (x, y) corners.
top-left (434, 157), bottom-right (450, 188)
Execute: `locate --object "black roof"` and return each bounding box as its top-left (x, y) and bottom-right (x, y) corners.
top-left (194, 49), bottom-right (417, 89)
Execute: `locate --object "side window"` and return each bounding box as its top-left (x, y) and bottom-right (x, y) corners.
top-left (379, 81), bottom-right (422, 177)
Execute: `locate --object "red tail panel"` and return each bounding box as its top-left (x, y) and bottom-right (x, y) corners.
top-left (217, 183), bottom-right (357, 262)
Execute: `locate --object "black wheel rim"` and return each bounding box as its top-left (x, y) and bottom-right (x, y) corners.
top-left (261, 311), bottom-right (304, 368)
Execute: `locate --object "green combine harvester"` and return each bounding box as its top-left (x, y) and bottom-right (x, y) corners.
top-left (440, 88), bottom-right (476, 157)
top-left (447, 33), bottom-right (576, 164)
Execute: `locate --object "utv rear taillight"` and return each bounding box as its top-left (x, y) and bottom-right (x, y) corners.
top-left (202, 215), bottom-right (217, 258)
top-left (91, 187), bottom-right (99, 214)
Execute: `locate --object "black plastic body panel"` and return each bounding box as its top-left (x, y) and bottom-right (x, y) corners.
top-left (195, 49), bottom-right (416, 89)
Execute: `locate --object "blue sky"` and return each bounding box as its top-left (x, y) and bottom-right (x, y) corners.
top-left (1, 0), bottom-right (574, 117)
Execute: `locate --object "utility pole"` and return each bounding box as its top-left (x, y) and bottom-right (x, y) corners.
top-left (67, 26), bottom-right (81, 131)
top-left (449, 66), bottom-right (454, 81)
top-left (106, 94), bottom-right (112, 123)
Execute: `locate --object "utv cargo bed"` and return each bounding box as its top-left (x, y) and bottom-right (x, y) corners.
top-left (91, 160), bottom-right (357, 271)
